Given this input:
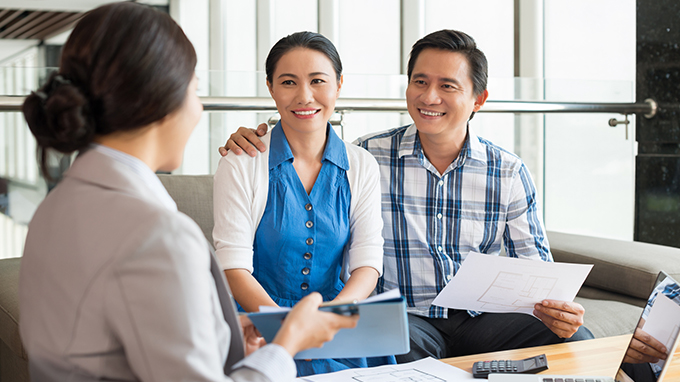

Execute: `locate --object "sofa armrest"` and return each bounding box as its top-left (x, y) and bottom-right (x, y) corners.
top-left (547, 231), bottom-right (680, 300)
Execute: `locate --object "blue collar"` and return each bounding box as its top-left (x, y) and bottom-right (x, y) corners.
top-left (269, 121), bottom-right (349, 171)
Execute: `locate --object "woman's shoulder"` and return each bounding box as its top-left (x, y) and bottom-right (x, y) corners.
top-left (26, 182), bottom-right (207, 277)
top-left (113, 193), bottom-right (206, 250)
top-left (343, 140), bottom-right (379, 171)
top-left (215, 131), bottom-right (272, 184)
top-left (113, 204), bottom-right (208, 268)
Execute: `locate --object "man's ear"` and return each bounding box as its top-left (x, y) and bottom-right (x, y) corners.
top-left (473, 89), bottom-right (489, 112)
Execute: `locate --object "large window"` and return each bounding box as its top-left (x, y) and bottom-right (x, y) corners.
top-left (0, 0), bottom-right (638, 259)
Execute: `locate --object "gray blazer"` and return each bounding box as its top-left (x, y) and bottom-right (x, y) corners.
top-left (18, 149), bottom-right (294, 382)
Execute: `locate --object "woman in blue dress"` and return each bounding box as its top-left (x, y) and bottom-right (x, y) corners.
top-left (213, 31), bottom-right (394, 376)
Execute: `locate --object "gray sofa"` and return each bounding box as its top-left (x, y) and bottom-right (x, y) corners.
top-left (2, 174), bottom-right (680, 381)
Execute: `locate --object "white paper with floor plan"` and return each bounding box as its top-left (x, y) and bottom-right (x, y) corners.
top-left (431, 252), bottom-right (593, 315)
top-left (298, 357), bottom-right (475, 382)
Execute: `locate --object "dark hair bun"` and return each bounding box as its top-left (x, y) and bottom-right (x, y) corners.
top-left (22, 74), bottom-right (94, 154)
top-left (23, 3), bottom-right (196, 179)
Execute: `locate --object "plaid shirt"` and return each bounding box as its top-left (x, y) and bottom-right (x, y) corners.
top-left (355, 124), bottom-right (552, 319)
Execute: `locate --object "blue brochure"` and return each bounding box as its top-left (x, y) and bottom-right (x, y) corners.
top-left (247, 290), bottom-right (410, 359)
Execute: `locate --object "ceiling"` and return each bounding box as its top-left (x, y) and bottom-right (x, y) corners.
top-left (0, 1), bottom-right (122, 12)
top-left (0, 9), bottom-right (84, 40)
top-left (0, 1), bottom-right (167, 41)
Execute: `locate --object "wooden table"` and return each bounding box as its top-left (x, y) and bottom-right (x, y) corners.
top-left (440, 335), bottom-right (680, 379)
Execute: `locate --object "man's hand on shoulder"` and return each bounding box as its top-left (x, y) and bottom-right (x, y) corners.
top-left (533, 299), bottom-right (585, 338)
top-left (218, 123), bottom-right (269, 157)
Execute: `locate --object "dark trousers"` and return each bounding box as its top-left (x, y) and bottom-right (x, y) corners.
top-left (396, 310), bottom-right (595, 362)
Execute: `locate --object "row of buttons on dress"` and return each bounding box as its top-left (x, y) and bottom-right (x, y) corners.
top-left (302, 203), bottom-right (314, 291)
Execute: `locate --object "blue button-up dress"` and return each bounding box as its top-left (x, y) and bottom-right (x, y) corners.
top-left (252, 123), bottom-right (394, 376)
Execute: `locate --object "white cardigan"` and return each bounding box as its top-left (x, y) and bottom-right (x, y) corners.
top-left (213, 130), bottom-right (384, 279)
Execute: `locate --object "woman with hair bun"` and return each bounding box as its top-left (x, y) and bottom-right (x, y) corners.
top-left (19, 4), bottom-right (357, 382)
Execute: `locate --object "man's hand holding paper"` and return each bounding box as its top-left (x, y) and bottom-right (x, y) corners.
top-left (432, 252), bottom-right (592, 338)
top-left (533, 299), bottom-right (586, 338)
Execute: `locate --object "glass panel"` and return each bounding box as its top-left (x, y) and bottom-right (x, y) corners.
top-left (542, 0), bottom-right (636, 241)
top-left (544, 0), bottom-right (636, 83)
top-left (543, 79), bottom-right (635, 241)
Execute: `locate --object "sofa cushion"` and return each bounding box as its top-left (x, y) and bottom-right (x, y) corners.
top-left (0, 257), bottom-right (26, 360)
top-left (577, 285), bottom-right (646, 308)
top-left (158, 174), bottom-right (214, 245)
top-left (575, 296), bottom-right (642, 338)
top-left (548, 231), bottom-right (680, 300)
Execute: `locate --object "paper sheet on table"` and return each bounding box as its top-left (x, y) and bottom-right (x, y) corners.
top-left (298, 357), bottom-right (475, 382)
top-left (641, 294), bottom-right (680, 371)
top-left (432, 252), bottom-right (593, 315)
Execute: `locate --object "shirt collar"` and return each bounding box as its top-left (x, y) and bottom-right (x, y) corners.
top-left (269, 121), bottom-right (349, 171)
top-left (90, 144), bottom-right (178, 212)
top-left (465, 128), bottom-right (487, 163)
top-left (398, 123), bottom-right (487, 164)
top-left (322, 123), bottom-right (350, 170)
top-left (269, 122), bottom-right (294, 169)
top-left (398, 124), bottom-right (420, 159)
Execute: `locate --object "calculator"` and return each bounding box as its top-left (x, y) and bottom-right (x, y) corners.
top-left (472, 354), bottom-right (548, 378)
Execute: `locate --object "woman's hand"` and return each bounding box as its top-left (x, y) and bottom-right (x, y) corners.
top-left (239, 315), bottom-right (267, 356)
top-left (623, 327), bottom-right (668, 364)
top-left (218, 123), bottom-right (269, 157)
top-left (224, 269), bottom-right (277, 312)
top-left (273, 292), bottom-right (359, 356)
top-left (333, 267), bottom-right (380, 303)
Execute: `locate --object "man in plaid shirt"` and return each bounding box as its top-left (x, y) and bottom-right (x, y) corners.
top-left (221, 29), bottom-right (594, 361)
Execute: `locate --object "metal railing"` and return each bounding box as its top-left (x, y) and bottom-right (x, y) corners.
top-left (0, 95), bottom-right (658, 118)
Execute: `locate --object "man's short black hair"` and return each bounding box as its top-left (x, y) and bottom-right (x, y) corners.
top-left (407, 29), bottom-right (488, 96)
